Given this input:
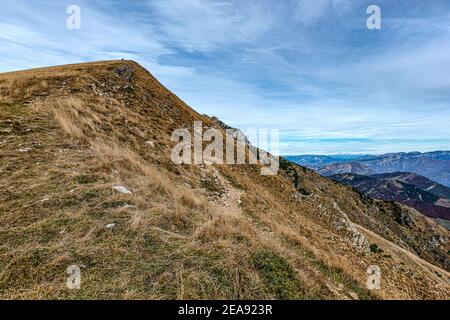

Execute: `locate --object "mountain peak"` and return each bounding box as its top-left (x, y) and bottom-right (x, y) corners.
top-left (1, 61), bottom-right (449, 299)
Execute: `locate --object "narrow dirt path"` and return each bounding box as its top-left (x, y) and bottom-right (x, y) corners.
top-left (201, 166), bottom-right (361, 299)
top-left (206, 166), bottom-right (242, 216)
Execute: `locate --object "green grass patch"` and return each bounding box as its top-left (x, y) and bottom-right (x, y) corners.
top-left (76, 175), bottom-right (98, 184)
top-left (0, 103), bottom-right (28, 117)
top-left (312, 259), bottom-right (375, 300)
top-left (370, 243), bottom-right (383, 253)
top-left (251, 250), bottom-right (305, 299)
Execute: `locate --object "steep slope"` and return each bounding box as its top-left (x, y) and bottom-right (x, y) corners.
top-left (0, 61), bottom-right (449, 299)
top-left (317, 152), bottom-right (450, 187)
top-left (330, 173), bottom-right (450, 223)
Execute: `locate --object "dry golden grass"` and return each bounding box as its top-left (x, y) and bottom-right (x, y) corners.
top-left (0, 60), bottom-right (448, 300)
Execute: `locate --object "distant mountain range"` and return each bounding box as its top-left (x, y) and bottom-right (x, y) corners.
top-left (330, 172), bottom-right (450, 226)
top-left (286, 151), bottom-right (450, 187)
top-left (284, 154), bottom-right (375, 167)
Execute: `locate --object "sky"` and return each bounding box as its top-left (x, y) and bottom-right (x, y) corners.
top-left (1, 0), bottom-right (450, 155)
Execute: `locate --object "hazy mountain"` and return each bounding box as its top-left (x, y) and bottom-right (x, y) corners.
top-left (287, 151), bottom-right (450, 187)
top-left (0, 61), bottom-right (448, 299)
top-left (284, 154), bottom-right (375, 167)
top-left (318, 161), bottom-right (373, 176)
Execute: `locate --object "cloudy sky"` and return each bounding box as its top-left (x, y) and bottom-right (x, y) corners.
top-left (1, 0), bottom-right (450, 155)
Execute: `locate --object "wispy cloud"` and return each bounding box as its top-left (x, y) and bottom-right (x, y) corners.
top-left (148, 0), bottom-right (274, 52)
top-left (292, 0), bottom-right (355, 25)
top-left (1, 0), bottom-right (449, 154)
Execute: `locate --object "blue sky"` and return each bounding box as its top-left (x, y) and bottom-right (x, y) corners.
top-left (1, 0), bottom-right (450, 155)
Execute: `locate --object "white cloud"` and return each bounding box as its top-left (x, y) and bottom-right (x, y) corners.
top-left (1, 0), bottom-right (450, 154)
top-left (148, 0), bottom-right (275, 52)
top-left (292, 0), bottom-right (354, 25)
top-left (293, 0), bottom-right (330, 25)
top-left (0, 1), bottom-right (169, 72)
top-left (318, 34), bottom-right (450, 107)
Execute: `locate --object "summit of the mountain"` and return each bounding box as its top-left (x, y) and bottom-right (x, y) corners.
top-left (0, 61), bottom-right (448, 299)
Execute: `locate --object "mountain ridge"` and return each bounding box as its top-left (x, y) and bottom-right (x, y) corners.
top-left (0, 61), bottom-right (448, 299)
top-left (287, 151), bottom-right (450, 187)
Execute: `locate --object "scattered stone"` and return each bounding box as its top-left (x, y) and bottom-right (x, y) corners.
top-left (426, 236), bottom-right (446, 249)
top-left (145, 140), bottom-right (155, 147)
top-left (123, 84), bottom-right (134, 92)
top-left (112, 186), bottom-right (133, 195)
top-left (348, 291), bottom-right (359, 300)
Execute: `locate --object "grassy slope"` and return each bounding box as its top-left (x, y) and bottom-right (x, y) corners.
top-left (0, 61), bottom-right (448, 299)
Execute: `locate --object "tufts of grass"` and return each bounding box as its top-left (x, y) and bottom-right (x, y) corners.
top-left (369, 243), bottom-right (383, 254)
top-left (76, 175), bottom-right (98, 184)
top-left (312, 259), bottom-right (375, 300)
top-left (0, 103), bottom-right (27, 116)
top-left (251, 250), bottom-right (306, 299)
top-left (179, 190), bottom-right (204, 209)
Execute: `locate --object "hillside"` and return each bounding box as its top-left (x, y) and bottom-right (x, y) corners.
top-left (330, 172), bottom-right (450, 224)
top-left (0, 61), bottom-right (449, 299)
top-left (315, 152), bottom-right (450, 187)
top-left (372, 172), bottom-right (450, 200)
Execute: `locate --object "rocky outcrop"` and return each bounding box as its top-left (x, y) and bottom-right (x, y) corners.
top-left (113, 64), bottom-right (133, 81)
top-left (332, 202), bottom-right (370, 252)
